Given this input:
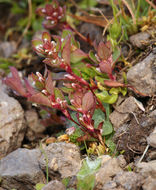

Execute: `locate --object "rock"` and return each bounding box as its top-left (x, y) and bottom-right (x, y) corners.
top-left (25, 109), bottom-right (45, 141)
top-left (102, 181), bottom-right (117, 190)
top-left (117, 155), bottom-right (127, 168)
top-left (95, 158), bottom-right (123, 188)
top-left (129, 32), bottom-right (150, 49)
top-left (100, 155), bottom-right (112, 166)
top-left (147, 127), bottom-right (156, 148)
top-left (0, 83), bottom-right (26, 158)
top-left (109, 96), bottom-right (138, 130)
top-left (141, 110), bottom-right (156, 128)
top-left (142, 176), bottom-right (156, 190)
top-left (127, 50), bottom-right (156, 96)
top-left (0, 148), bottom-right (46, 190)
top-left (148, 151), bottom-right (156, 161)
top-left (114, 171), bottom-right (142, 190)
top-left (0, 41), bottom-right (16, 58)
top-left (42, 180), bottom-right (65, 190)
top-left (79, 23), bottom-right (103, 44)
top-left (137, 161), bottom-right (156, 177)
top-left (39, 142), bottom-right (81, 179)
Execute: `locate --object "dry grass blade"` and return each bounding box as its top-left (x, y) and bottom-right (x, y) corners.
top-left (145, 0), bottom-right (156, 9)
top-left (102, 10), bottom-right (122, 36)
top-left (122, 0), bottom-right (136, 25)
top-left (17, 0), bottom-right (32, 47)
top-left (69, 13), bottom-right (108, 27)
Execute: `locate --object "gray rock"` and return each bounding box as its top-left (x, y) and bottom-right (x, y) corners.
top-left (80, 23), bottom-right (103, 45)
top-left (95, 158), bottom-right (123, 188)
top-left (148, 151), bottom-right (156, 161)
top-left (117, 155), bottom-right (127, 168)
top-left (141, 110), bottom-right (156, 128)
top-left (0, 41), bottom-right (16, 58)
top-left (137, 160), bottom-right (156, 178)
top-left (25, 109), bottom-right (45, 141)
top-left (0, 148), bottom-right (46, 190)
top-left (147, 127), bottom-right (156, 148)
top-left (129, 32), bottom-right (150, 49)
top-left (127, 50), bottom-right (156, 96)
top-left (142, 176), bottom-right (156, 190)
top-left (39, 142), bottom-right (81, 179)
top-left (114, 171), bottom-right (142, 190)
top-left (0, 83), bottom-right (26, 157)
top-left (42, 180), bottom-right (65, 190)
top-left (102, 180), bottom-right (117, 190)
top-left (109, 97), bottom-right (138, 130)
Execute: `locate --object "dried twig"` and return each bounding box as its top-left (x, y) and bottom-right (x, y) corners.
top-left (17, 0), bottom-right (32, 47)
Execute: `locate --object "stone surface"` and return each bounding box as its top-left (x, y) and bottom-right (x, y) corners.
top-left (95, 158), bottom-right (123, 188)
top-left (80, 23), bottom-right (103, 44)
top-left (102, 181), bottom-right (117, 190)
top-left (39, 142), bottom-right (81, 179)
top-left (0, 148), bottom-right (46, 190)
top-left (42, 180), bottom-right (65, 190)
top-left (25, 109), bottom-right (45, 141)
top-left (114, 171), bottom-right (142, 190)
top-left (117, 155), bottom-right (127, 169)
top-left (109, 96), bottom-right (138, 130)
top-left (0, 83), bottom-right (26, 158)
top-left (147, 127), bottom-right (156, 148)
top-left (141, 110), bottom-right (156, 129)
top-left (129, 32), bottom-right (150, 49)
top-left (137, 160), bottom-right (156, 178)
top-left (127, 50), bottom-right (156, 96)
top-left (142, 176), bottom-right (156, 190)
top-left (0, 41), bottom-right (16, 58)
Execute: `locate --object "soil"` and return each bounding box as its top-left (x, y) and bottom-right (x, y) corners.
top-left (0, 0), bottom-right (156, 168)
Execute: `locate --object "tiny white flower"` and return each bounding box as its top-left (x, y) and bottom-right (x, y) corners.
top-left (42, 9), bottom-right (46, 13)
top-left (51, 20), bottom-right (55, 24)
top-left (36, 72), bottom-right (42, 77)
top-left (61, 38), bottom-right (64, 42)
top-left (53, 59), bottom-right (56, 63)
top-left (51, 41), bottom-right (56, 45)
top-left (42, 89), bottom-right (47, 95)
top-left (53, 12), bottom-right (58, 16)
top-left (48, 51), bottom-right (53, 55)
top-left (38, 77), bottom-right (43, 82)
top-left (46, 16), bottom-right (51, 20)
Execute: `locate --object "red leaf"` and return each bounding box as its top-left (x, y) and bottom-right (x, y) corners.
top-left (99, 61), bottom-right (112, 75)
top-left (82, 91), bottom-right (95, 112)
top-left (4, 67), bottom-right (27, 97)
top-left (42, 32), bottom-right (51, 44)
top-left (45, 71), bottom-right (54, 94)
top-left (97, 41), bottom-right (112, 60)
top-left (28, 92), bottom-right (51, 107)
top-left (104, 80), bottom-right (125, 87)
top-left (62, 36), bottom-right (71, 65)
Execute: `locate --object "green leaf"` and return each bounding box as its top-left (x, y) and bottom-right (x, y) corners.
top-left (78, 0), bottom-right (98, 9)
top-left (35, 183), bottom-right (45, 190)
top-left (112, 47), bottom-right (121, 62)
top-left (92, 109), bottom-right (105, 128)
top-left (77, 157), bottom-right (101, 190)
top-left (70, 49), bottom-right (87, 63)
top-left (62, 177), bottom-right (70, 188)
top-left (105, 134), bottom-right (116, 153)
top-left (96, 91), bottom-right (118, 104)
top-left (89, 50), bottom-right (98, 63)
top-left (92, 106), bottom-right (113, 136)
top-left (54, 88), bottom-right (65, 100)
